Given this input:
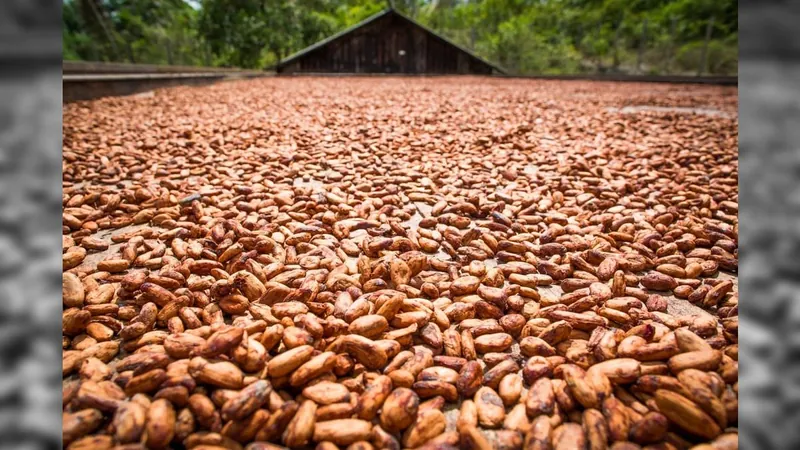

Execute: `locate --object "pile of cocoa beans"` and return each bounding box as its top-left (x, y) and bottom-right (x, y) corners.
top-left (62, 77), bottom-right (739, 450)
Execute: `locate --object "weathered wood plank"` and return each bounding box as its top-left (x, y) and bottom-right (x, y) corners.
top-left (278, 10), bottom-right (496, 75)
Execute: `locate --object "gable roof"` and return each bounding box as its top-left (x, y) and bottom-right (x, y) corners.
top-left (275, 8), bottom-right (506, 74)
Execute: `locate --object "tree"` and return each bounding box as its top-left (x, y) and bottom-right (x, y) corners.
top-left (63, 0), bottom-right (204, 65)
top-left (198, 0), bottom-right (342, 68)
top-left (63, 0), bottom-right (738, 74)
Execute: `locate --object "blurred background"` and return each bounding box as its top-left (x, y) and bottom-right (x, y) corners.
top-left (0, 1), bottom-right (62, 450)
top-left (63, 0), bottom-right (737, 75)
top-left (739, 1), bottom-right (800, 449)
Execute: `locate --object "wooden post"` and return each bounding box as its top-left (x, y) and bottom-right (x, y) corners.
top-left (612, 15), bottom-right (623, 71)
top-left (204, 43), bottom-right (211, 67)
top-left (697, 16), bottom-right (715, 76)
top-left (166, 37), bottom-right (174, 65)
top-left (90, 41), bottom-right (99, 62)
top-left (125, 39), bottom-right (136, 64)
top-left (596, 21), bottom-right (603, 70)
top-left (663, 16), bottom-right (676, 73)
top-left (551, 19), bottom-right (561, 72)
top-left (176, 36), bottom-right (184, 66)
top-left (637, 18), bottom-right (647, 74)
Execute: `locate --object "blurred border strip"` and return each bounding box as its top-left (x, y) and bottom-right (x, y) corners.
top-left (739, 0), bottom-right (800, 449)
top-left (739, 4), bottom-right (800, 62)
top-left (0, 17), bottom-right (63, 449)
top-left (0, 32), bottom-right (61, 67)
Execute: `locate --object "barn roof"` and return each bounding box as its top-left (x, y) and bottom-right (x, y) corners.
top-left (275, 8), bottom-right (506, 74)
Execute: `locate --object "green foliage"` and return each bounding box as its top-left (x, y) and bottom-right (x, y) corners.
top-left (481, 12), bottom-right (583, 74)
top-left (63, 0), bottom-right (208, 65)
top-left (414, 0), bottom-right (736, 75)
top-left (332, 0), bottom-right (386, 27)
top-left (63, 0), bottom-right (737, 74)
top-left (676, 38), bottom-right (738, 75)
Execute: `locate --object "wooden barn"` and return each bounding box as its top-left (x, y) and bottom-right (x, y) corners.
top-left (276, 8), bottom-right (504, 75)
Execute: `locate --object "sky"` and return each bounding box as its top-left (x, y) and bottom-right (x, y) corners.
top-left (185, 0), bottom-right (200, 10)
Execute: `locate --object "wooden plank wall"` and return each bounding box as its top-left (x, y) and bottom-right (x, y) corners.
top-left (281, 13), bottom-right (493, 75)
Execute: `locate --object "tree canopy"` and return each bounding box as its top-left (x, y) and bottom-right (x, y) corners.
top-left (63, 0), bottom-right (737, 74)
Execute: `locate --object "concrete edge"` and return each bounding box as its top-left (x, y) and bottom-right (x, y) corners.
top-left (62, 72), bottom-right (270, 103)
top-left (63, 73), bottom-right (235, 82)
top-left (62, 60), bottom-right (268, 75)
